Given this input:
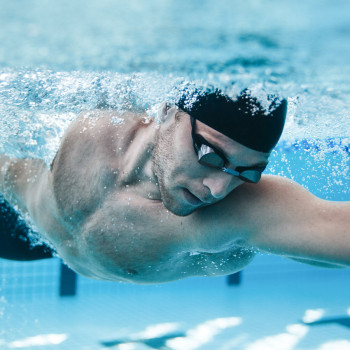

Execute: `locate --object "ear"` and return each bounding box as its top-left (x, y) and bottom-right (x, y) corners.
top-left (158, 102), bottom-right (170, 120)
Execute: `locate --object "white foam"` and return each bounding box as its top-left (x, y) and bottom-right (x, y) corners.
top-left (302, 308), bottom-right (325, 323)
top-left (8, 333), bottom-right (67, 348)
top-left (166, 317), bottom-right (242, 350)
top-left (245, 324), bottom-right (308, 350)
top-left (317, 340), bottom-right (350, 350)
top-left (132, 322), bottom-right (180, 339)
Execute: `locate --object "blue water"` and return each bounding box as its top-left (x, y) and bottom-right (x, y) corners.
top-left (0, 1), bottom-right (350, 349)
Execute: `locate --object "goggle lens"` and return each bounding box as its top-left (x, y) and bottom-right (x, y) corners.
top-left (197, 144), bottom-right (262, 183)
top-left (198, 144), bottom-right (225, 168)
top-left (238, 170), bottom-right (261, 183)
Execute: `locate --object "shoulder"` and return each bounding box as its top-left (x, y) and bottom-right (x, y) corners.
top-left (54, 110), bottom-right (151, 163)
top-left (51, 110), bottom-right (143, 171)
top-left (221, 175), bottom-right (316, 210)
top-left (191, 175), bottom-right (320, 247)
top-left (49, 110), bottom-right (153, 222)
top-left (219, 175), bottom-right (326, 246)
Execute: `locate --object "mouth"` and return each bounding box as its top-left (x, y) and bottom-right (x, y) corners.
top-left (182, 188), bottom-right (203, 206)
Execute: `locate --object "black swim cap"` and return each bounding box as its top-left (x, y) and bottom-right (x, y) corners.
top-left (176, 89), bottom-right (287, 153)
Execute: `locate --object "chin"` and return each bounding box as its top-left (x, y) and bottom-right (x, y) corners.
top-left (158, 180), bottom-right (198, 216)
top-left (162, 198), bottom-right (195, 217)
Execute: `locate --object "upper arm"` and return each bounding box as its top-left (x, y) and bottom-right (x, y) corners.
top-left (0, 155), bottom-right (10, 193)
top-left (240, 175), bottom-right (350, 267)
top-left (0, 156), bottom-right (50, 215)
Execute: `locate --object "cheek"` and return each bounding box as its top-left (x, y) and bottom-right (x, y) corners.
top-left (171, 157), bottom-right (194, 180)
top-left (173, 146), bottom-right (197, 175)
top-left (159, 149), bottom-right (190, 183)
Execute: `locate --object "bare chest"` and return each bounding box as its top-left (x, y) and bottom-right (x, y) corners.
top-left (66, 193), bottom-right (254, 283)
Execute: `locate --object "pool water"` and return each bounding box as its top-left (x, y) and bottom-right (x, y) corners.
top-left (1, 255), bottom-right (350, 350)
top-left (0, 0), bottom-right (350, 349)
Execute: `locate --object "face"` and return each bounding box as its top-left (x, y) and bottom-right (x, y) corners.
top-left (153, 106), bottom-right (270, 216)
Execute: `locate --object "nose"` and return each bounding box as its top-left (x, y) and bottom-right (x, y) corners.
top-left (202, 173), bottom-right (238, 200)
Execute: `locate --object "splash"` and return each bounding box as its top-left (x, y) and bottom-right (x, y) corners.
top-left (0, 70), bottom-right (186, 164)
top-left (0, 69), bottom-right (349, 197)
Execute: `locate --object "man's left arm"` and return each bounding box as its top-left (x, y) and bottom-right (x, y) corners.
top-left (0, 154), bottom-right (10, 193)
top-left (233, 175), bottom-right (350, 268)
top-left (0, 154), bottom-right (50, 217)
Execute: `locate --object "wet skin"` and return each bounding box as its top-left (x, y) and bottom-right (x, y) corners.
top-left (0, 107), bottom-right (349, 283)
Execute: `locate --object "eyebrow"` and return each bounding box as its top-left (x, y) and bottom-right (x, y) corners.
top-left (198, 134), bottom-right (269, 169)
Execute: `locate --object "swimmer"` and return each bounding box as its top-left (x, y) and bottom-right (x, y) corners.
top-left (0, 89), bottom-right (349, 283)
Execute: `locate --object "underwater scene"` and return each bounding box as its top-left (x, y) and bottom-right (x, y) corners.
top-left (0, 0), bottom-right (349, 349)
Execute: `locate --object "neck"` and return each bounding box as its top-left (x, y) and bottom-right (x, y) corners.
top-left (120, 119), bottom-right (161, 199)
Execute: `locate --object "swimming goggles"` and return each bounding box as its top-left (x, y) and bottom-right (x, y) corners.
top-left (190, 116), bottom-right (265, 183)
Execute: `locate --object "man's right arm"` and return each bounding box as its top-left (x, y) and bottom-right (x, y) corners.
top-left (194, 174), bottom-right (350, 269)
top-left (233, 175), bottom-right (350, 268)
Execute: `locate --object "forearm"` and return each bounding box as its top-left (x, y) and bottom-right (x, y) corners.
top-left (289, 257), bottom-right (348, 269)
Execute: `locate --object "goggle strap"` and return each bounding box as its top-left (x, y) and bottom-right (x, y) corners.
top-left (223, 167), bottom-right (261, 183)
top-left (222, 167), bottom-right (239, 176)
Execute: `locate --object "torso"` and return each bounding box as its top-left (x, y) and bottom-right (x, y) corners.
top-left (47, 111), bottom-right (255, 283)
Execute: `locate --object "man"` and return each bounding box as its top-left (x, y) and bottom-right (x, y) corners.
top-left (0, 89), bottom-right (349, 283)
